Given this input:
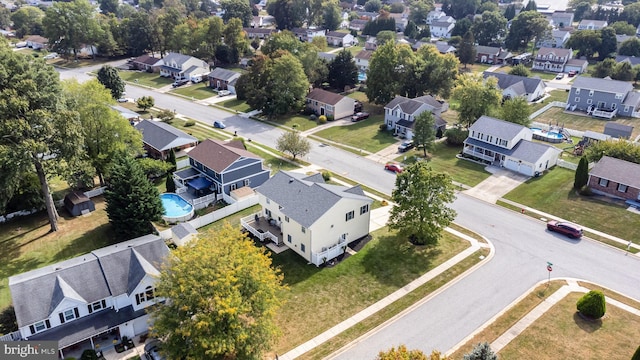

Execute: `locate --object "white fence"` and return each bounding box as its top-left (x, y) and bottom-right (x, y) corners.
top-left (176, 158), bottom-right (190, 170)
top-left (529, 101), bottom-right (567, 120)
top-left (240, 213), bottom-right (280, 245)
top-left (0, 331), bottom-right (21, 342)
top-left (557, 159), bottom-right (577, 171)
top-left (310, 237), bottom-right (348, 266)
top-left (190, 193), bottom-right (220, 211)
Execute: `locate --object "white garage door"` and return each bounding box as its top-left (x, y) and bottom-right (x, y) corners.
top-left (520, 164), bottom-right (534, 176)
top-left (504, 159), bottom-right (519, 172)
top-left (133, 315), bottom-right (150, 335)
top-left (504, 159), bottom-right (534, 176)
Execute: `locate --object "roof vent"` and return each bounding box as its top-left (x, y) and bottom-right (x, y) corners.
top-left (289, 178), bottom-right (294, 183)
top-left (55, 267), bottom-right (62, 271)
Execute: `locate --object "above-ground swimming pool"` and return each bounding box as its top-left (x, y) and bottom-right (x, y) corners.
top-left (530, 127), bottom-right (565, 143)
top-left (160, 193), bottom-right (194, 223)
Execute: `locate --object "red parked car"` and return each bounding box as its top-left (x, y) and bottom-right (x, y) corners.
top-left (384, 163), bottom-right (404, 173)
top-left (351, 112), bottom-right (370, 122)
top-left (547, 220), bottom-right (583, 239)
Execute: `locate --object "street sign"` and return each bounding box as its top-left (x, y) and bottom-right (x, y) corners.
top-left (547, 265), bottom-right (553, 272)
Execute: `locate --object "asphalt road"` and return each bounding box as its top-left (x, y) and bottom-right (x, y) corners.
top-left (57, 64), bottom-right (640, 357)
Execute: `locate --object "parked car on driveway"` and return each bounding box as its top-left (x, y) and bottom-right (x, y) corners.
top-left (117, 97), bottom-right (133, 103)
top-left (384, 162), bottom-right (404, 174)
top-left (144, 339), bottom-right (165, 360)
top-left (172, 79), bottom-right (189, 88)
top-left (547, 220), bottom-right (582, 238)
top-left (218, 90), bottom-right (230, 97)
top-left (213, 121), bottom-right (226, 129)
top-left (555, 73), bottom-right (565, 80)
top-left (398, 141), bottom-right (414, 153)
top-left (568, 70), bottom-right (577, 77)
top-left (351, 112), bottom-right (369, 122)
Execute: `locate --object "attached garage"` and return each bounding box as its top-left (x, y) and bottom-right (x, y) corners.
top-left (133, 314), bottom-right (150, 335)
top-left (504, 159), bottom-right (534, 176)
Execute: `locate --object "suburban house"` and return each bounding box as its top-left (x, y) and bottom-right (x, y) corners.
top-left (130, 54), bottom-right (160, 72)
top-left (426, 10), bottom-right (446, 24)
top-left (384, 95), bottom-right (448, 139)
top-left (588, 156), bottom-right (640, 202)
top-left (349, 19), bottom-right (368, 31)
top-left (563, 58), bottom-right (589, 74)
top-left (8, 235), bottom-right (169, 358)
top-left (365, 37), bottom-right (377, 51)
top-left (292, 27), bottom-right (326, 42)
top-left (354, 49), bottom-right (372, 72)
top-left (243, 27), bottom-right (276, 39)
top-left (208, 67), bottom-right (241, 91)
top-left (551, 11), bottom-right (574, 28)
top-left (429, 16), bottom-right (455, 38)
top-left (475, 46), bottom-right (512, 64)
top-left (155, 52), bottom-right (209, 80)
top-left (173, 139), bottom-right (270, 196)
top-left (25, 35), bottom-right (48, 49)
top-left (389, 12), bottom-right (408, 32)
top-left (252, 170), bottom-right (373, 266)
top-left (434, 41), bottom-right (456, 54)
top-left (326, 31), bottom-right (355, 46)
top-left (537, 29), bottom-right (570, 48)
top-left (615, 55), bottom-right (640, 67)
top-left (577, 19), bottom-right (608, 30)
top-left (306, 88), bottom-right (356, 119)
top-left (483, 72), bottom-right (546, 103)
top-left (318, 52), bottom-right (337, 62)
top-left (532, 47), bottom-right (572, 72)
top-left (566, 76), bottom-right (640, 118)
top-left (135, 119), bottom-right (198, 160)
top-left (604, 122), bottom-right (634, 139)
top-left (462, 116), bottom-right (561, 176)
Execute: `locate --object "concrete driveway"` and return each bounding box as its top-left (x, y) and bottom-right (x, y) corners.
top-left (463, 166), bottom-right (529, 203)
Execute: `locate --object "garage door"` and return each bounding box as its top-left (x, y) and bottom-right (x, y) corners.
top-left (133, 315), bottom-right (150, 336)
top-left (520, 164), bottom-right (534, 176)
top-left (504, 159), bottom-right (534, 176)
top-left (504, 159), bottom-right (519, 172)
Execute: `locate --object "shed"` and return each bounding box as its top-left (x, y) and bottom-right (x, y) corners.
top-left (171, 222), bottom-right (198, 246)
top-left (604, 122), bottom-right (634, 139)
top-left (64, 191), bottom-right (95, 217)
top-left (230, 186), bottom-right (255, 201)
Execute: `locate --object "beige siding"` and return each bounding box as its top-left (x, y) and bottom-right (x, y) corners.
top-left (310, 198), bottom-right (371, 254)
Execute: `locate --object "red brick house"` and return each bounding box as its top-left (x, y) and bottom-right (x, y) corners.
top-left (588, 156), bottom-right (640, 202)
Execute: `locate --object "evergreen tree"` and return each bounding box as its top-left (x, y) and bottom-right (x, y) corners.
top-left (632, 344), bottom-right (640, 360)
top-left (105, 155), bottom-right (163, 239)
top-left (463, 342), bottom-right (497, 360)
top-left (525, 0), bottom-right (537, 11)
top-left (165, 173), bottom-right (176, 193)
top-left (504, 4), bottom-right (516, 20)
top-left (576, 290), bottom-right (606, 319)
top-left (167, 148), bottom-right (177, 171)
top-left (328, 50), bottom-right (358, 90)
top-left (574, 156), bottom-right (590, 189)
top-left (458, 30), bottom-right (477, 68)
top-left (97, 65), bottom-right (125, 99)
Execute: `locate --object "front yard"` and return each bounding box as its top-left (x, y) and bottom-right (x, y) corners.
top-left (218, 98), bottom-right (252, 113)
top-left (170, 82), bottom-right (216, 100)
top-left (312, 116), bottom-right (397, 153)
top-left (502, 167), bottom-right (640, 241)
top-left (118, 70), bottom-right (173, 89)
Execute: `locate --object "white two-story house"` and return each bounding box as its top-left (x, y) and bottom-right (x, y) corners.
top-left (429, 16), bottom-right (456, 38)
top-left (532, 47), bottom-right (573, 72)
top-left (254, 171), bottom-right (372, 266)
top-left (9, 235), bottom-right (169, 358)
top-left (384, 95), bottom-right (448, 139)
top-left (463, 116), bottom-right (561, 176)
top-left (155, 52), bottom-right (209, 80)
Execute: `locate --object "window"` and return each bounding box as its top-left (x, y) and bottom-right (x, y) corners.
top-left (58, 308), bottom-right (79, 324)
top-left (63, 309), bottom-right (76, 321)
top-left (615, 93), bottom-right (623, 99)
top-left (29, 320), bottom-right (50, 335)
top-left (345, 210), bottom-right (355, 221)
top-left (575, 88), bottom-right (580, 95)
top-left (587, 99), bottom-right (592, 104)
top-left (360, 204), bottom-right (369, 215)
top-left (574, 97), bottom-right (580, 102)
top-left (230, 184), bottom-right (237, 191)
top-left (589, 90), bottom-right (594, 97)
top-left (88, 300), bottom-right (107, 313)
top-left (301, 226), bottom-right (306, 233)
top-left (146, 286), bottom-right (155, 301)
top-left (287, 234), bottom-right (292, 243)
top-left (244, 179), bottom-right (250, 186)
top-left (618, 184), bottom-right (628, 193)
top-left (300, 244), bottom-right (305, 253)
top-left (34, 321), bottom-right (47, 332)
top-left (265, 209), bottom-right (272, 217)
top-left (285, 216), bottom-right (289, 222)
top-left (599, 178), bottom-right (609, 187)
top-left (135, 286), bottom-right (155, 305)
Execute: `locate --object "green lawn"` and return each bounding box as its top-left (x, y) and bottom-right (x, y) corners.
top-left (396, 142), bottom-right (491, 187)
top-left (170, 119), bottom-right (229, 141)
top-left (169, 82), bottom-right (216, 100)
top-left (266, 114), bottom-right (318, 131)
top-left (0, 197), bottom-right (115, 311)
top-left (245, 143), bottom-right (301, 173)
top-left (346, 45), bottom-right (364, 55)
top-left (493, 66), bottom-right (558, 80)
top-left (459, 63), bottom-right (492, 74)
top-left (198, 204), bottom-right (261, 233)
top-left (503, 167), bottom-right (640, 241)
top-left (271, 227), bottom-right (470, 353)
top-left (219, 98), bottom-right (252, 113)
top-left (313, 116), bottom-right (397, 153)
top-left (530, 90), bottom-right (569, 112)
top-left (118, 70), bottom-right (173, 89)
top-left (534, 107), bottom-right (640, 139)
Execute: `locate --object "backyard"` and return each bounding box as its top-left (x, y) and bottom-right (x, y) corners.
top-left (502, 167), bottom-right (640, 241)
top-left (170, 82), bottom-right (216, 100)
top-left (533, 107), bottom-right (640, 139)
top-left (530, 90), bottom-right (569, 112)
top-left (118, 70), bottom-right (173, 89)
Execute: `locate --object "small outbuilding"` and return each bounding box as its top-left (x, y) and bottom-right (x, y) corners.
top-left (64, 191), bottom-right (95, 217)
top-left (604, 122), bottom-right (634, 139)
top-left (171, 222), bottom-right (198, 246)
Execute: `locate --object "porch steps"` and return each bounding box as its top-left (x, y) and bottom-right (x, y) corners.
top-left (345, 247), bottom-right (357, 255)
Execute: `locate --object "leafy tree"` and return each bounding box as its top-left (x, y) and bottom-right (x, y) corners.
top-left (505, 11), bottom-right (550, 51)
top-left (362, 17), bottom-right (397, 36)
top-left (377, 30), bottom-right (397, 46)
top-left (0, 44), bottom-right (83, 232)
top-left (261, 31), bottom-right (326, 84)
top-left (388, 162), bottom-right (456, 246)
top-left (585, 139), bottom-right (640, 163)
top-left (323, 3), bottom-right (342, 31)
top-left (0, 6), bottom-right (10, 30)
top-left (404, 20), bottom-right (419, 39)
top-left (0, 306), bottom-right (17, 334)
top-left (158, 109), bottom-right (176, 123)
top-left (137, 96), bottom-right (155, 111)
top-left (408, 1), bottom-right (432, 24)
top-left (137, 158), bottom-right (174, 179)
top-left (390, 3), bottom-right (405, 13)
top-left (10, 6), bottom-right (45, 38)
top-left (592, 57), bottom-right (616, 78)
top-left (463, 342), bottom-right (497, 360)
top-left (413, 111), bottom-right (436, 157)
top-left (442, 0), bottom-right (480, 19)
top-left (458, 30), bottom-right (476, 68)
top-left (567, 30), bottom-right (602, 58)
top-left (574, 156), bottom-right (589, 190)
top-left (104, 155), bottom-right (163, 239)
top-left (613, 61), bottom-right (637, 81)
top-left (471, 11), bottom-right (507, 46)
top-left (43, 0), bottom-right (102, 59)
top-left (598, 27), bottom-right (618, 60)
top-left (610, 21), bottom-right (637, 35)
top-left (622, 2), bottom-right (640, 27)
top-left (365, 42), bottom-right (399, 104)
top-left (574, 1), bottom-right (594, 22)
top-left (576, 290), bottom-right (606, 319)
top-left (328, 50), bottom-right (358, 90)
top-left (414, 45), bottom-right (459, 98)
top-left (365, 0), bottom-right (382, 12)
top-left (267, 0), bottom-right (306, 29)
top-left (3, 173), bottom-right (46, 214)
top-left (444, 127), bottom-right (469, 146)
top-left (150, 224), bottom-right (284, 360)
top-left (276, 131), bottom-right (311, 160)
top-left (509, 63), bottom-right (531, 77)
top-left (451, 17), bottom-right (473, 37)
top-left (97, 65), bottom-right (125, 99)
top-left (451, 73), bottom-right (502, 127)
top-left (376, 345), bottom-right (431, 359)
top-left (224, 18), bottom-right (248, 64)
top-left (98, 0), bottom-right (119, 14)
top-left (619, 37), bottom-right (640, 56)
top-left (478, 1), bottom-right (498, 13)
top-left (260, 53), bottom-right (308, 116)
top-left (165, 173), bottom-right (176, 193)
top-left (500, 97), bottom-right (531, 126)
top-left (221, 0), bottom-right (253, 27)
top-left (62, 79), bottom-right (142, 186)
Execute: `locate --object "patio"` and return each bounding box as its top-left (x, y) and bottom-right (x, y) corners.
top-left (241, 214), bottom-right (289, 254)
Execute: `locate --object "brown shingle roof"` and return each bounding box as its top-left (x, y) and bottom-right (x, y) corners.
top-left (355, 50), bottom-right (373, 60)
top-left (26, 35), bottom-right (48, 44)
top-left (306, 88), bottom-right (346, 106)
top-left (133, 54), bottom-right (160, 66)
top-left (188, 139), bottom-right (260, 173)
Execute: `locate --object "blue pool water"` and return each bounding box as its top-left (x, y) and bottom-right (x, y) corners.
top-left (160, 193), bottom-right (193, 217)
top-left (358, 72), bottom-right (367, 82)
top-left (530, 128), bottom-right (563, 139)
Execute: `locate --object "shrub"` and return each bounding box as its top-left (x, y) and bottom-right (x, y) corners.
top-left (576, 290), bottom-right (606, 319)
top-left (379, 123), bottom-right (388, 131)
top-left (184, 120), bottom-right (196, 127)
top-left (381, 200), bottom-right (388, 206)
top-left (326, 114), bottom-right (335, 121)
top-left (80, 349), bottom-right (98, 360)
top-left (578, 184), bottom-right (593, 196)
top-left (318, 115), bottom-right (327, 123)
top-left (321, 170), bottom-right (332, 181)
top-left (310, 114), bottom-right (317, 121)
top-left (444, 127), bottom-right (469, 146)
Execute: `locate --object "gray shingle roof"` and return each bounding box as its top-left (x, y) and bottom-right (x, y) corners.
top-left (465, 137), bottom-right (559, 164)
top-left (616, 55), bottom-right (640, 66)
top-left (256, 171), bottom-right (371, 228)
top-left (483, 72), bottom-right (544, 97)
top-left (589, 156), bottom-right (640, 189)
top-left (536, 47), bottom-right (572, 58)
top-left (385, 95), bottom-right (444, 114)
top-left (306, 88), bottom-right (349, 106)
top-left (475, 46), bottom-right (501, 55)
top-left (171, 222), bottom-right (198, 240)
top-left (208, 67), bottom-right (241, 82)
top-left (9, 235), bottom-right (168, 328)
top-left (583, 130), bottom-right (610, 141)
top-left (135, 120), bottom-right (197, 152)
top-left (571, 76), bottom-right (633, 95)
top-left (469, 115), bottom-right (527, 141)
top-left (161, 52), bottom-right (195, 67)
top-left (604, 122), bottom-right (634, 138)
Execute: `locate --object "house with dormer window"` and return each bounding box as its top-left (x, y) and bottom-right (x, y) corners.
top-left (429, 16), bottom-right (455, 38)
top-left (566, 76), bottom-right (640, 118)
top-left (384, 95), bottom-right (448, 139)
top-left (532, 47), bottom-right (573, 72)
top-left (8, 235), bottom-right (169, 359)
top-left (463, 116), bottom-right (561, 176)
top-left (155, 52), bottom-right (209, 80)
top-left (577, 19), bottom-right (608, 30)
